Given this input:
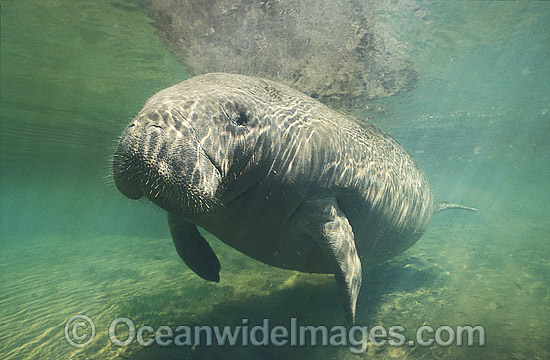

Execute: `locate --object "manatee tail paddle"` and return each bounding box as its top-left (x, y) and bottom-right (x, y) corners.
top-left (434, 201), bottom-right (478, 214)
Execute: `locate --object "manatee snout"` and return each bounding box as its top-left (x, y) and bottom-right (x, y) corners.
top-left (113, 112), bottom-right (222, 215)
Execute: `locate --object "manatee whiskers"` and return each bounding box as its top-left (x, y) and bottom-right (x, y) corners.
top-left (112, 73), bottom-right (476, 325)
top-left (104, 139), bottom-right (130, 188)
top-left (176, 184), bottom-right (223, 215)
top-left (129, 158), bottom-right (221, 215)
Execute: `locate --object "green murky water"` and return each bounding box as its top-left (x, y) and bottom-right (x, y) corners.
top-left (1, 1), bottom-right (549, 359)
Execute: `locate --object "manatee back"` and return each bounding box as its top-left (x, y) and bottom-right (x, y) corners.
top-left (320, 119), bottom-right (435, 265)
top-left (216, 73), bottom-right (436, 264)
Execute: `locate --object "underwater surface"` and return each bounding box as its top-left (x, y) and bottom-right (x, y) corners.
top-left (1, 1), bottom-right (549, 359)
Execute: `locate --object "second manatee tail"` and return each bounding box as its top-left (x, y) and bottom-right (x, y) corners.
top-left (434, 201), bottom-right (478, 214)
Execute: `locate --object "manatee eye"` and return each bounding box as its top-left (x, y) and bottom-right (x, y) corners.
top-left (231, 110), bottom-right (248, 126)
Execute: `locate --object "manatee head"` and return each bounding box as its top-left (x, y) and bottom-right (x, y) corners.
top-left (113, 74), bottom-right (269, 216)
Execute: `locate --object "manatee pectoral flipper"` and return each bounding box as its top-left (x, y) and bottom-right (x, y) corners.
top-left (291, 197), bottom-right (362, 325)
top-left (167, 212), bottom-right (221, 282)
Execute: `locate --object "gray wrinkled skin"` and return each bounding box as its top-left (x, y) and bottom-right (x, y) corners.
top-left (113, 73), bottom-right (436, 324)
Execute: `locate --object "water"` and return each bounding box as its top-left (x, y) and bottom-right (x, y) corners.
top-left (1, 1), bottom-right (549, 359)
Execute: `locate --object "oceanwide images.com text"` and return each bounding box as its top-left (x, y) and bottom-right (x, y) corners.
top-left (65, 315), bottom-right (486, 354)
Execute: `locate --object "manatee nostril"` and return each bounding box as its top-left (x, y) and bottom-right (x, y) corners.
top-left (148, 124), bottom-right (165, 130)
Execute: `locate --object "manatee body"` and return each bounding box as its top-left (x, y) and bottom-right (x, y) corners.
top-left (113, 73), bottom-right (474, 324)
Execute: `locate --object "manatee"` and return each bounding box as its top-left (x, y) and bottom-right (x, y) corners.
top-left (113, 73), bottom-right (476, 324)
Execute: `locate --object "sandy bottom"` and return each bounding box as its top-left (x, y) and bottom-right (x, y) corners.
top-left (0, 204), bottom-right (548, 360)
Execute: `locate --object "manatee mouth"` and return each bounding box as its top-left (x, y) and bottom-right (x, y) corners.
top-left (113, 120), bottom-right (222, 215)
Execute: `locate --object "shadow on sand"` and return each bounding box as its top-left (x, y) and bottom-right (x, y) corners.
top-left (113, 255), bottom-right (441, 359)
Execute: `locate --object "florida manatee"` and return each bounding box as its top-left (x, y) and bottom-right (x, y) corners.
top-left (113, 73), bottom-right (475, 324)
